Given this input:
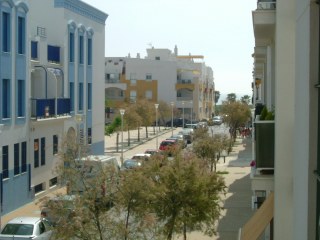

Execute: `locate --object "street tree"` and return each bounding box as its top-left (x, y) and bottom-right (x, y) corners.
top-left (240, 95), bottom-right (251, 105)
top-left (158, 100), bottom-right (171, 127)
top-left (135, 99), bottom-right (154, 139)
top-left (226, 93), bottom-right (237, 102)
top-left (105, 116), bottom-right (122, 152)
top-left (124, 104), bottom-right (142, 146)
top-left (220, 98), bottom-right (251, 141)
top-left (146, 152), bottom-right (226, 240)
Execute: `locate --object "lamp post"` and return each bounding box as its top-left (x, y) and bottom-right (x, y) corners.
top-left (120, 109), bottom-right (125, 165)
top-left (190, 101), bottom-right (193, 125)
top-left (75, 114), bottom-right (83, 159)
top-left (170, 102), bottom-right (174, 136)
top-left (155, 104), bottom-right (159, 149)
top-left (182, 101), bottom-right (185, 128)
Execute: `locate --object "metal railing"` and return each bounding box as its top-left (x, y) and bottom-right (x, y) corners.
top-left (31, 98), bottom-right (70, 119)
top-left (257, 1), bottom-right (276, 10)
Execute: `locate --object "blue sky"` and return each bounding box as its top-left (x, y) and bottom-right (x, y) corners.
top-left (82, 0), bottom-right (256, 101)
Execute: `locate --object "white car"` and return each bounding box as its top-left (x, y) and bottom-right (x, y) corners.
top-left (0, 217), bottom-right (52, 240)
top-left (131, 153), bottom-right (151, 161)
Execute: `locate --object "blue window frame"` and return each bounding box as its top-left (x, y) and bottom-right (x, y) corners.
top-left (41, 137), bottom-right (45, 166)
top-left (31, 41), bottom-right (38, 59)
top-left (69, 32), bottom-right (74, 62)
top-left (2, 12), bottom-right (10, 52)
top-left (14, 143), bottom-right (20, 175)
top-left (34, 139), bottom-right (39, 168)
top-left (87, 38), bottom-right (92, 65)
top-left (48, 45), bottom-right (60, 63)
top-left (88, 83), bottom-right (92, 110)
top-left (79, 35), bottom-right (84, 64)
top-left (2, 79), bottom-right (10, 119)
top-left (2, 146), bottom-right (9, 179)
top-left (17, 80), bottom-right (25, 117)
top-left (21, 141), bottom-right (27, 173)
top-left (70, 82), bottom-right (74, 111)
top-left (17, 16), bottom-right (25, 54)
top-left (78, 83), bottom-right (83, 111)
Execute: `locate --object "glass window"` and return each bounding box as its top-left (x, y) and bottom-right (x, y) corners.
top-left (2, 12), bottom-right (10, 52)
top-left (2, 79), bottom-right (11, 119)
top-left (2, 146), bottom-right (9, 179)
top-left (17, 16), bottom-right (25, 54)
top-left (88, 128), bottom-right (92, 144)
top-left (47, 45), bottom-right (60, 63)
top-left (69, 32), bottom-right (74, 62)
top-left (70, 82), bottom-right (74, 111)
top-left (87, 83), bottom-right (92, 110)
top-left (31, 41), bottom-right (38, 59)
top-left (17, 80), bottom-right (25, 117)
top-left (78, 83), bottom-right (83, 111)
top-left (130, 91), bottom-right (136, 102)
top-left (21, 141), bottom-right (27, 173)
top-left (41, 137), bottom-right (45, 166)
top-left (53, 135), bottom-right (58, 155)
top-left (79, 35), bottom-right (84, 64)
top-left (87, 38), bottom-right (92, 65)
top-left (14, 143), bottom-right (20, 175)
top-left (34, 139), bottom-right (39, 168)
top-left (146, 90), bottom-right (152, 99)
top-left (146, 74), bottom-right (152, 80)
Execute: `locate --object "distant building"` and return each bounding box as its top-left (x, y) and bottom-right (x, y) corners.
top-left (0, 0), bottom-right (107, 215)
top-left (105, 46), bottom-right (215, 123)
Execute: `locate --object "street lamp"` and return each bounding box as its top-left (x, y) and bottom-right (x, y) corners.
top-left (155, 104), bottom-right (159, 150)
top-left (182, 101), bottom-right (185, 128)
top-left (120, 109), bottom-right (125, 164)
top-left (75, 114), bottom-right (84, 159)
top-left (170, 102), bottom-right (174, 136)
top-left (190, 101), bottom-right (193, 125)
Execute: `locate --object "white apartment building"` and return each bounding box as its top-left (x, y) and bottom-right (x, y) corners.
top-left (240, 1), bottom-right (320, 240)
top-left (0, 0), bottom-right (107, 215)
top-left (105, 46), bottom-right (215, 122)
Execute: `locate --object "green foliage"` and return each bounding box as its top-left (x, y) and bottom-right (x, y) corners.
top-left (105, 116), bottom-right (121, 136)
top-left (259, 106), bottom-right (268, 120)
top-left (226, 93), bottom-right (237, 102)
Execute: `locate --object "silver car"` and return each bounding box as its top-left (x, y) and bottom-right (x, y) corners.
top-left (0, 217), bottom-right (52, 239)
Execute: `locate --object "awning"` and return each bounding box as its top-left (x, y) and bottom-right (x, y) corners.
top-left (239, 192), bottom-right (274, 240)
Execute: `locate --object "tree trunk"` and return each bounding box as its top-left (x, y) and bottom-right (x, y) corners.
top-left (145, 126), bottom-right (148, 139)
top-left (183, 222), bottom-right (187, 240)
top-left (125, 203), bottom-right (131, 240)
top-left (166, 215), bottom-right (176, 240)
top-left (127, 129), bottom-right (130, 146)
top-left (138, 127), bottom-right (140, 142)
top-left (153, 126), bottom-right (155, 135)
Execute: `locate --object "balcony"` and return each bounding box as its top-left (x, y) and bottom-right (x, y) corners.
top-left (31, 98), bottom-right (70, 120)
top-left (176, 80), bottom-right (195, 91)
top-left (252, 1), bottom-right (276, 45)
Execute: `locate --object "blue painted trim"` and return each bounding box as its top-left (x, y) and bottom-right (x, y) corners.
top-left (54, 0), bottom-right (108, 24)
top-left (15, 1), bottom-right (29, 13)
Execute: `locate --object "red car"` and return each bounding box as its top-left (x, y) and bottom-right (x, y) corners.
top-left (159, 139), bottom-right (178, 151)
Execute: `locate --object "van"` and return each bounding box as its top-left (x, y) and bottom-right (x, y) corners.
top-left (68, 155), bottom-right (119, 195)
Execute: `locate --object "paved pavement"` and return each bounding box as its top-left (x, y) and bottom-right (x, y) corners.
top-left (2, 126), bottom-right (254, 240)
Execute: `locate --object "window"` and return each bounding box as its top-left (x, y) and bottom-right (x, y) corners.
top-left (145, 90), bottom-right (152, 99)
top-left (17, 80), bottom-right (25, 117)
top-left (70, 82), bottom-right (74, 111)
top-left (14, 143), bottom-right (20, 175)
top-left (78, 83), bottom-right (83, 111)
top-left (79, 35), bottom-right (84, 64)
top-left (146, 74), bottom-right (152, 80)
top-left (2, 146), bottom-right (9, 179)
top-left (34, 139), bottom-right (39, 168)
top-left (17, 16), bottom-right (25, 54)
top-left (2, 12), bottom-right (10, 52)
top-left (21, 141), bottom-right (27, 173)
top-left (31, 41), bottom-right (38, 59)
top-left (155, 56), bottom-right (160, 60)
top-left (87, 38), bottom-right (92, 65)
top-left (69, 32), bottom-right (74, 62)
top-left (2, 79), bottom-right (10, 119)
top-left (88, 83), bottom-right (92, 110)
top-left (130, 73), bottom-right (137, 85)
top-left (53, 135), bottom-right (58, 155)
top-left (47, 45), bottom-right (60, 63)
top-left (88, 127), bottom-right (92, 144)
top-left (41, 138), bottom-right (46, 166)
top-left (130, 91), bottom-right (136, 102)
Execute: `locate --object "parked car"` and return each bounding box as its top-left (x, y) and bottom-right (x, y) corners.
top-left (167, 134), bottom-right (187, 148)
top-left (131, 153), bottom-right (151, 162)
top-left (165, 118), bottom-right (190, 127)
top-left (0, 217), bottom-right (52, 240)
top-left (121, 159), bottom-right (142, 170)
top-left (179, 129), bottom-right (194, 144)
top-left (159, 139), bottom-right (178, 151)
top-left (144, 149), bottom-right (160, 155)
top-left (212, 116), bottom-right (223, 125)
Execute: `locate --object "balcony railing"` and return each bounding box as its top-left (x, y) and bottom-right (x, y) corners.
top-left (177, 97), bottom-right (193, 102)
top-left (177, 79), bottom-right (192, 84)
top-left (105, 79), bottom-right (121, 84)
top-left (257, 1), bottom-right (276, 10)
top-left (31, 98), bottom-right (70, 120)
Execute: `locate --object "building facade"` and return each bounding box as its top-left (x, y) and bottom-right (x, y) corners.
top-left (105, 46), bottom-right (215, 123)
top-left (241, 1), bottom-right (320, 240)
top-left (0, 0), bottom-right (107, 215)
